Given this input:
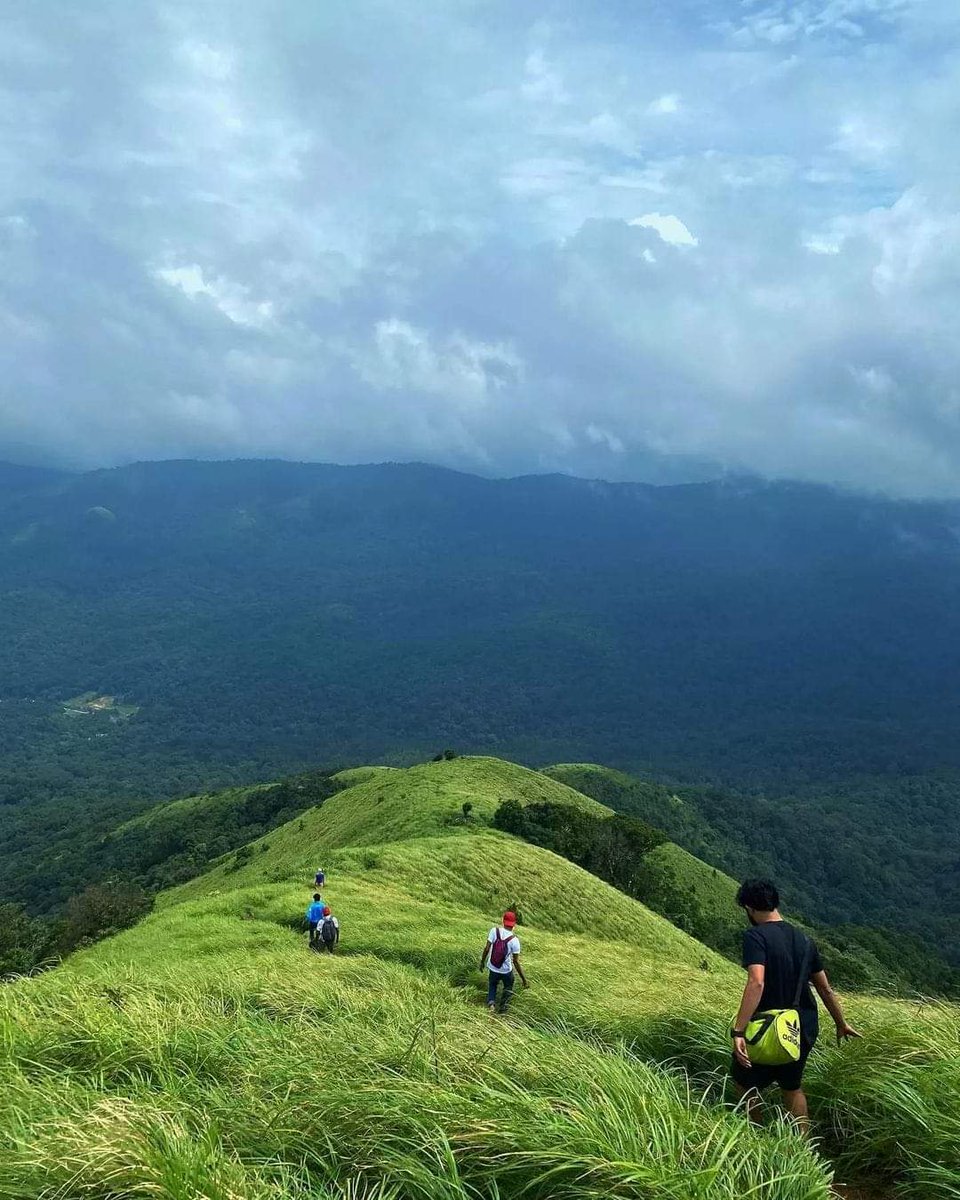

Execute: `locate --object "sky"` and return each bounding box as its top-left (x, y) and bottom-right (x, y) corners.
top-left (3, 0), bottom-right (960, 495)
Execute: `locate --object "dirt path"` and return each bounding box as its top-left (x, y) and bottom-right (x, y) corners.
top-left (832, 1182), bottom-right (891, 1200)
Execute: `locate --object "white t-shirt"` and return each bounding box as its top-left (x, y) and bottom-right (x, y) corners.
top-left (487, 926), bottom-right (521, 974)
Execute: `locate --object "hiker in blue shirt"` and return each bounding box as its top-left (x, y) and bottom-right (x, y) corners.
top-left (306, 893), bottom-right (325, 949)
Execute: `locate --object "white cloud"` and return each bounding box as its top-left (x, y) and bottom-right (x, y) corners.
top-left (501, 157), bottom-right (589, 198)
top-left (521, 50), bottom-right (568, 105)
top-left (647, 93), bottom-right (680, 115)
top-left (804, 234), bottom-right (842, 255)
top-left (586, 424), bottom-right (626, 453)
top-left (155, 265), bottom-right (274, 328)
top-left (730, 0), bottom-right (910, 45)
top-left (833, 116), bottom-right (896, 164)
top-left (178, 40), bottom-right (235, 82)
top-left (629, 212), bottom-right (699, 247)
top-left (359, 319), bottom-right (522, 411)
top-left (850, 365), bottom-right (895, 397)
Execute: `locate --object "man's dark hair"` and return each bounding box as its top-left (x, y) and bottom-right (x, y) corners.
top-left (313, 893), bottom-right (322, 902)
top-left (736, 879), bottom-right (780, 912)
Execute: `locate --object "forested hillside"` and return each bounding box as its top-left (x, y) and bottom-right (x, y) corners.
top-left (544, 764), bottom-right (960, 961)
top-left (1, 458), bottom-right (959, 954)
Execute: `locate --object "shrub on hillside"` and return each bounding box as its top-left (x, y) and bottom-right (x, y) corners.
top-left (494, 801), bottom-right (667, 899)
top-left (0, 902), bottom-right (56, 978)
top-left (55, 883), bottom-right (154, 953)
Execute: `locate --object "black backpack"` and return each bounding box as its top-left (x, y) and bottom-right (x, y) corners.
top-left (320, 915), bottom-right (337, 944)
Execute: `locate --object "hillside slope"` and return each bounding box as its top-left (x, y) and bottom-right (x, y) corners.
top-left (2, 756), bottom-right (958, 1200)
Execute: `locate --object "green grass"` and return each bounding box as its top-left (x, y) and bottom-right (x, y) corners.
top-left (1, 755), bottom-right (958, 1199)
top-left (310, 756), bottom-right (610, 849)
top-left (0, 952), bottom-right (832, 1200)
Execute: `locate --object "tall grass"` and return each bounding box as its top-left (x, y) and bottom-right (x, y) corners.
top-left (612, 1002), bottom-right (960, 1198)
top-left (0, 959), bottom-right (832, 1200)
top-left (2, 753), bottom-right (958, 1198)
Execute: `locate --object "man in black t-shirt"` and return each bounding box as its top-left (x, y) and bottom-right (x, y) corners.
top-left (730, 879), bottom-right (861, 1131)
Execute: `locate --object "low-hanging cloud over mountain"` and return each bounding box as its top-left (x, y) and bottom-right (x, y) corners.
top-left (2, 0), bottom-right (960, 495)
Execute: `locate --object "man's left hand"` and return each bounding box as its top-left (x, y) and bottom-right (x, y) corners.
top-left (733, 1036), bottom-right (752, 1070)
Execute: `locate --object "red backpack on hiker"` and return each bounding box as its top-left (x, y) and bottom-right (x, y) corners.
top-left (490, 927), bottom-right (512, 969)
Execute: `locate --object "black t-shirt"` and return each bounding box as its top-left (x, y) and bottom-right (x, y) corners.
top-left (742, 920), bottom-right (823, 1025)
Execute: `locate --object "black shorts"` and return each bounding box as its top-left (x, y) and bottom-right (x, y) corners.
top-left (731, 1030), bottom-right (817, 1093)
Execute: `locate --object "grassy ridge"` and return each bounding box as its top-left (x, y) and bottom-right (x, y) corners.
top-left (1, 756), bottom-right (958, 1198)
top-left (309, 757), bottom-right (610, 849)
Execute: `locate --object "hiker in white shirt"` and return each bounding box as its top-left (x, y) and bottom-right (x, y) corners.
top-left (479, 910), bottom-right (528, 1013)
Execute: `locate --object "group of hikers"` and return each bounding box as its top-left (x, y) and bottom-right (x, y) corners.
top-left (304, 867), bottom-right (340, 953)
top-left (304, 866), bottom-right (858, 1130)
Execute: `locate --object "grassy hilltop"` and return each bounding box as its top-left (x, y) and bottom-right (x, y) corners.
top-left (1, 756), bottom-right (958, 1199)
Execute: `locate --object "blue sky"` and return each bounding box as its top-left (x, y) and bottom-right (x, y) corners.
top-left (2, 0), bottom-right (960, 494)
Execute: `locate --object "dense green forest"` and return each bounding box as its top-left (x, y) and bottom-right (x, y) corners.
top-left (543, 764), bottom-right (960, 963)
top-left (0, 459), bottom-right (958, 962)
top-left (497, 795), bottom-right (960, 995)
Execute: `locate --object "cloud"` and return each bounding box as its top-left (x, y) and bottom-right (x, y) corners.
top-left (629, 213), bottom-right (699, 246)
top-left (647, 93), bottom-right (681, 115)
top-left (0, 0), bottom-right (960, 495)
top-left (728, 0), bottom-right (911, 45)
top-left (155, 264), bottom-right (274, 328)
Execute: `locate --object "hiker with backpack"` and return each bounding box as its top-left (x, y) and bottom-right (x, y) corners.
top-left (315, 868), bottom-right (326, 888)
top-left (730, 879), bottom-right (861, 1132)
top-left (306, 893), bottom-right (325, 949)
top-left (479, 911), bottom-right (528, 1014)
top-left (316, 905), bottom-right (340, 953)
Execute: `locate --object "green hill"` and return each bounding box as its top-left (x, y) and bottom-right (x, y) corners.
top-left (2, 755), bottom-right (958, 1199)
top-left (303, 756), bottom-right (610, 849)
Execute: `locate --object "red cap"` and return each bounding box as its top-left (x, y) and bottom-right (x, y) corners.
top-left (502, 911), bottom-right (517, 928)
top-left (322, 906), bottom-right (331, 916)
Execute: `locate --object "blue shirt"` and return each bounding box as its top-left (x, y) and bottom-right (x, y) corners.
top-left (306, 902), bottom-right (325, 923)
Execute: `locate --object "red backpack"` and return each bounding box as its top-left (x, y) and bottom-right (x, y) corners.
top-left (490, 927), bottom-right (513, 969)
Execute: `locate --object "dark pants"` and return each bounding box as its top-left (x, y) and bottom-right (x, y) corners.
top-left (308, 921), bottom-right (319, 948)
top-left (487, 970), bottom-right (515, 1011)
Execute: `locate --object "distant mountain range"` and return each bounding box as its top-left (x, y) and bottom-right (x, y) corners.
top-left (0, 458), bottom-right (957, 948)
